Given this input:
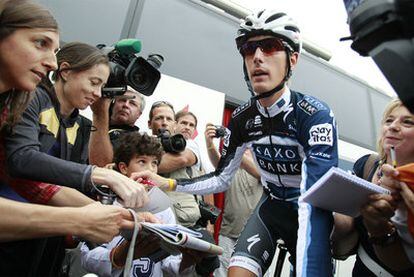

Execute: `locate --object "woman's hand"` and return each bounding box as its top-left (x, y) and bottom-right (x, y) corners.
top-left (361, 193), bottom-right (397, 237)
top-left (92, 167), bottom-right (149, 208)
top-left (380, 164), bottom-right (404, 203)
top-left (77, 202), bottom-right (134, 244)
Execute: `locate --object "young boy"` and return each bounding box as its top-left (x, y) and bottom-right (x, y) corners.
top-left (81, 132), bottom-right (197, 276)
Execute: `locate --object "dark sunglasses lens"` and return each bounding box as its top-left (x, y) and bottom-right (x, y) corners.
top-left (240, 43), bottom-right (257, 56)
top-left (261, 38), bottom-right (284, 54)
top-left (240, 38), bottom-right (284, 56)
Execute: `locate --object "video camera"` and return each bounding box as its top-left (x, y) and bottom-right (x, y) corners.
top-left (343, 0), bottom-right (414, 112)
top-left (158, 128), bottom-right (187, 154)
top-left (97, 39), bottom-right (164, 98)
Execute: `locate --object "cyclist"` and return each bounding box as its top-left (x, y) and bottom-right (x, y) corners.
top-left (135, 9), bottom-right (338, 276)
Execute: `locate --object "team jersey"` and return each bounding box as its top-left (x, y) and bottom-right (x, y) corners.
top-left (176, 88), bottom-right (338, 276)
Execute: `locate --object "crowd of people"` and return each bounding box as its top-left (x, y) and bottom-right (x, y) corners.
top-left (1, 0), bottom-right (414, 276)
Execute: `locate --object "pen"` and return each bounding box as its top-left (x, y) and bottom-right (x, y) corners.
top-left (390, 146), bottom-right (397, 168)
top-left (141, 179), bottom-right (157, 187)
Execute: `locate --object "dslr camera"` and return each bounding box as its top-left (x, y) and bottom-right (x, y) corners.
top-left (98, 39), bottom-right (164, 98)
top-left (214, 125), bottom-right (227, 138)
top-left (158, 128), bottom-right (187, 154)
top-left (196, 200), bottom-right (221, 228)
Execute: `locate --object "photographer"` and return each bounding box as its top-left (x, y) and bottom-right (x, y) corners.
top-left (175, 111), bottom-right (217, 235)
top-left (148, 102), bottom-right (219, 276)
top-left (89, 86), bottom-right (145, 167)
top-left (148, 102), bottom-right (202, 227)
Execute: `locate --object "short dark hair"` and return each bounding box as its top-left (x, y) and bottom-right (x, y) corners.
top-left (148, 101), bottom-right (175, 122)
top-left (176, 110), bottom-right (198, 128)
top-left (113, 132), bottom-right (164, 168)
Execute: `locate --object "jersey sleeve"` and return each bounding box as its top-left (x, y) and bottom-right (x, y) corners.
top-left (297, 107), bottom-right (338, 192)
top-left (176, 115), bottom-right (246, 195)
top-left (296, 104), bottom-right (339, 277)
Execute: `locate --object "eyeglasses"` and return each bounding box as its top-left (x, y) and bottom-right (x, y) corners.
top-left (239, 37), bottom-right (285, 57)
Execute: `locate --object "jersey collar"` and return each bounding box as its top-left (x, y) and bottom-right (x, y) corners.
top-left (256, 87), bottom-right (291, 118)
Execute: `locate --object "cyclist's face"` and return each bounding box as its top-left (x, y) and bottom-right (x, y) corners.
top-left (244, 35), bottom-right (296, 94)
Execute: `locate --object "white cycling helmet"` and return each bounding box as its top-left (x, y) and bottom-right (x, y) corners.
top-left (236, 10), bottom-right (302, 54)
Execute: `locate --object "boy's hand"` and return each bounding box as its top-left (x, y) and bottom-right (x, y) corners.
top-left (179, 248), bottom-right (206, 272)
top-left (137, 212), bottom-right (161, 224)
top-left (133, 234), bottom-right (164, 259)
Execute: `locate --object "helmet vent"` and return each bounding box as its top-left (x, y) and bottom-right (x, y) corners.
top-left (285, 25), bottom-right (300, 33)
top-left (245, 20), bottom-right (253, 26)
top-left (257, 10), bottom-right (264, 18)
top-left (265, 13), bottom-right (286, 23)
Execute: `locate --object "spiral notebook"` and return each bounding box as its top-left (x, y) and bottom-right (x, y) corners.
top-left (302, 167), bottom-right (391, 217)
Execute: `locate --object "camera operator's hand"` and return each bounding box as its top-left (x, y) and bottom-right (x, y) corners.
top-left (90, 97), bottom-right (111, 116)
top-left (91, 167), bottom-right (149, 208)
top-left (77, 202), bottom-right (134, 244)
top-left (130, 170), bottom-right (174, 192)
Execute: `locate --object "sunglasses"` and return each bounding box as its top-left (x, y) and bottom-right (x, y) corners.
top-left (239, 37), bottom-right (285, 57)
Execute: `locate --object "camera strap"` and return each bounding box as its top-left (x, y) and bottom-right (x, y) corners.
top-left (123, 209), bottom-right (140, 277)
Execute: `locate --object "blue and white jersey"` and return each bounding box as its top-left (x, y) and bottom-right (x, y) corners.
top-left (177, 88), bottom-right (338, 199)
top-left (176, 88), bottom-right (338, 277)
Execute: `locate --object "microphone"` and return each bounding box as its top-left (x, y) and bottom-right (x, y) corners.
top-left (114, 39), bottom-right (142, 56)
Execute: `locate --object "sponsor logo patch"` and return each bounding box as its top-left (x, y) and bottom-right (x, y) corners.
top-left (298, 99), bottom-right (318, 115)
top-left (252, 144), bottom-right (302, 175)
top-left (308, 123), bottom-right (333, 146)
top-left (247, 234), bottom-right (261, 253)
top-left (245, 115), bottom-right (263, 130)
top-left (232, 101), bottom-right (251, 118)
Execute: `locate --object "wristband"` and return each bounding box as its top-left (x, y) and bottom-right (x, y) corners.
top-left (168, 179), bottom-right (175, 191)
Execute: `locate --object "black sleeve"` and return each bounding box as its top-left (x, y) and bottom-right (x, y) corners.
top-left (5, 91), bottom-right (91, 192)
